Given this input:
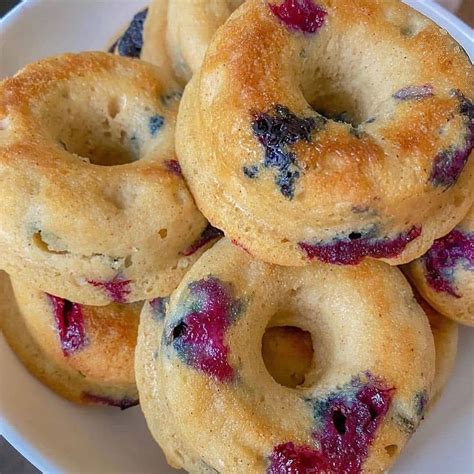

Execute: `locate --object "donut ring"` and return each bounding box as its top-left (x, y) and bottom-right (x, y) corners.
top-left (414, 293), bottom-right (458, 407)
top-left (0, 52), bottom-right (208, 305)
top-left (141, 0), bottom-right (244, 84)
top-left (0, 272), bottom-right (139, 408)
top-left (176, 0), bottom-right (474, 267)
top-left (404, 207), bottom-right (474, 326)
top-left (136, 239), bottom-right (435, 472)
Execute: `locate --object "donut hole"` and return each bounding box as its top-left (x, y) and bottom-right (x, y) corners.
top-left (384, 444), bottom-right (399, 457)
top-left (37, 91), bottom-right (140, 166)
top-left (261, 326), bottom-right (314, 389)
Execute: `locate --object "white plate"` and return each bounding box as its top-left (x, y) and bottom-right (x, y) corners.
top-left (0, 1), bottom-right (473, 473)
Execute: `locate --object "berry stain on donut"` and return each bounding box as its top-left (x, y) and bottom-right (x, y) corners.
top-left (422, 228), bottom-right (474, 297)
top-left (180, 224), bottom-right (224, 257)
top-left (250, 105), bottom-right (321, 198)
top-left (165, 276), bottom-right (242, 382)
top-left (115, 9), bottom-right (148, 58)
top-left (268, 374), bottom-right (394, 473)
top-left (87, 277), bottom-right (131, 303)
top-left (393, 84), bottom-right (434, 101)
top-left (150, 297), bottom-right (169, 321)
top-left (82, 392), bottom-right (139, 410)
top-left (430, 92), bottom-right (473, 187)
top-left (268, 442), bottom-right (327, 473)
top-left (47, 294), bottom-right (87, 356)
top-left (269, 0), bottom-right (327, 34)
top-left (164, 159), bottom-right (182, 177)
top-left (299, 226), bottom-right (422, 265)
top-left (149, 114), bottom-right (165, 137)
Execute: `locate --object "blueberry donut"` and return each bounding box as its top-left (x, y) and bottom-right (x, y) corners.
top-left (136, 239), bottom-right (435, 472)
top-left (0, 272), bottom-right (139, 408)
top-left (141, 0), bottom-right (244, 85)
top-left (404, 207), bottom-right (473, 326)
top-left (176, 0), bottom-right (474, 267)
top-left (0, 52), bottom-right (208, 305)
top-left (414, 292), bottom-right (458, 407)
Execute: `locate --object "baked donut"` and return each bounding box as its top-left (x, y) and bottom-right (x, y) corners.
top-left (0, 272), bottom-right (139, 408)
top-left (414, 293), bottom-right (458, 407)
top-left (136, 239), bottom-right (435, 472)
top-left (141, 0), bottom-right (244, 84)
top-left (404, 207), bottom-right (473, 326)
top-left (110, 9), bottom-right (148, 58)
top-left (0, 52), bottom-right (208, 305)
top-left (176, 0), bottom-right (474, 267)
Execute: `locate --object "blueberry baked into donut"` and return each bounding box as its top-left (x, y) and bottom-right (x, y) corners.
top-left (405, 206), bottom-right (474, 326)
top-left (136, 239), bottom-right (435, 473)
top-left (0, 52), bottom-right (208, 305)
top-left (176, 0), bottom-right (474, 267)
top-left (0, 272), bottom-right (139, 408)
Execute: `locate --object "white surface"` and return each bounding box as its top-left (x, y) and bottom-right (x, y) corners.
top-left (0, 1), bottom-right (473, 473)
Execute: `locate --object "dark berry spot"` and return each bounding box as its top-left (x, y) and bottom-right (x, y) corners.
top-left (269, 0), bottom-right (327, 34)
top-left (430, 91), bottom-right (473, 187)
top-left (166, 277), bottom-right (242, 382)
top-left (309, 373), bottom-right (394, 473)
top-left (243, 165), bottom-right (259, 179)
top-left (116, 9), bottom-right (148, 58)
top-left (149, 114), bottom-right (165, 136)
top-left (422, 228), bottom-right (474, 297)
top-left (393, 84), bottom-right (434, 101)
top-left (249, 105), bottom-right (321, 199)
top-left (87, 277), bottom-right (131, 303)
top-left (47, 294), bottom-right (87, 356)
top-left (348, 232), bottom-right (362, 241)
top-left (172, 321), bottom-right (187, 340)
top-left (180, 224), bottom-right (224, 256)
top-left (164, 159), bottom-right (182, 176)
top-left (299, 226), bottom-right (422, 265)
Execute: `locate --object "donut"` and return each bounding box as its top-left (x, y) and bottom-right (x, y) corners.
top-left (404, 206), bottom-right (473, 326)
top-left (110, 9), bottom-right (148, 58)
top-left (0, 272), bottom-right (139, 408)
top-left (141, 0), bottom-right (244, 84)
top-left (413, 293), bottom-right (458, 408)
top-left (0, 52), bottom-right (209, 305)
top-left (176, 0), bottom-right (474, 267)
top-left (136, 239), bottom-right (435, 472)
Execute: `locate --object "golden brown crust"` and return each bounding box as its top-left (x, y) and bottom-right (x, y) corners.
top-left (0, 52), bottom-right (207, 304)
top-left (176, 0), bottom-right (473, 267)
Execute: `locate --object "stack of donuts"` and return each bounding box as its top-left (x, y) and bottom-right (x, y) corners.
top-left (0, 0), bottom-right (472, 472)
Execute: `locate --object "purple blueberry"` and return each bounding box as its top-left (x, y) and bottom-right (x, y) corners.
top-left (47, 294), bottom-right (87, 356)
top-left (269, 0), bottom-right (327, 34)
top-left (165, 277), bottom-right (242, 382)
top-left (116, 9), bottom-right (148, 58)
top-left (422, 228), bottom-right (474, 297)
top-left (299, 226), bottom-right (422, 265)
